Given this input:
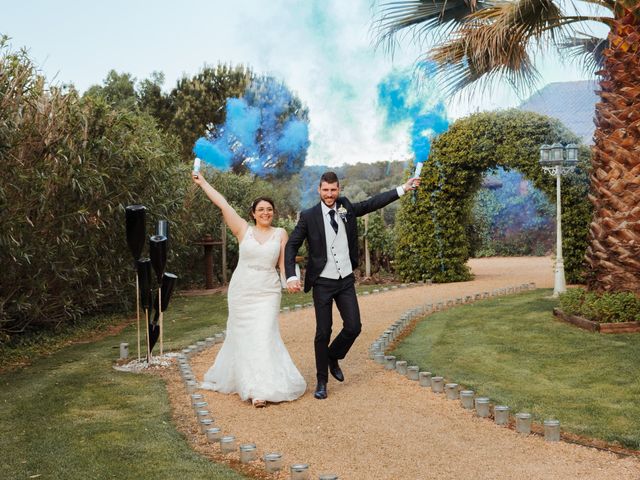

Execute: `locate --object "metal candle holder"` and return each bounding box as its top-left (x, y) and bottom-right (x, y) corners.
top-left (119, 343), bottom-right (129, 360)
top-left (459, 390), bottom-right (474, 409)
top-left (290, 463), bottom-right (310, 480)
top-left (220, 435), bottom-right (237, 453)
top-left (199, 418), bottom-right (214, 434)
top-left (192, 401), bottom-right (208, 412)
top-left (445, 383), bottom-right (459, 400)
top-left (494, 405), bottom-right (510, 425)
top-left (185, 380), bottom-right (198, 393)
top-left (384, 356), bottom-right (396, 370)
top-left (430, 376), bottom-right (444, 393)
top-left (264, 453), bottom-right (283, 472)
top-left (240, 443), bottom-right (257, 463)
top-left (206, 427), bottom-right (222, 442)
top-left (544, 419), bottom-right (560, 441)
top-left (419, 372), bottom-right (432, 387)
top-left (196, 409), bottom-right (210, 420)
top-left (407, 366), bottom-right (419, 381)
top-left (475, 397), bottom-right (490, 417)
top-left (515, 413), bottom-right (532, 434)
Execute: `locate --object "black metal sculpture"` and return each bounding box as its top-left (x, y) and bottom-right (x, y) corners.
top-left (125, 205), bottom-right (146, 360)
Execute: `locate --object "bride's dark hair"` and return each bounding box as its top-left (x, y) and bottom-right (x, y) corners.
top-left (250, 197), bottom-right (276, 224)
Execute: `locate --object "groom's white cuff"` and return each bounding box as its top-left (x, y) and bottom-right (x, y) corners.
top-left (286, 276), bottom-right (298, 283)
top-left (397, 186), bottom-right (405, 196)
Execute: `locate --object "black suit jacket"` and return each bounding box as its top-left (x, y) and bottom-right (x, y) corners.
top-left (285, 188), bottom-right (400, 292)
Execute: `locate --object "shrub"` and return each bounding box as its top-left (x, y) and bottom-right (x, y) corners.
top-left (559, 289), bottom-right (640, 323)
top-left (0, 41), bottom-right (294, 336)
top-left (557, 288), bottom-right (586, 315)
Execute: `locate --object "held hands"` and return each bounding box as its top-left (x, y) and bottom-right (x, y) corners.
top-left (402, 177), bottom-right (421, 192)
top-left (286, 279), bottom-right (302, 293)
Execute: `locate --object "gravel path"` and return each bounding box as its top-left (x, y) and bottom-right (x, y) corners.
top-left (167, 257), bottom-right (640, 479)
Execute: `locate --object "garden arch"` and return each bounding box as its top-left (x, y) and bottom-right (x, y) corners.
top-left (395, 110), bottom-right (592, 283)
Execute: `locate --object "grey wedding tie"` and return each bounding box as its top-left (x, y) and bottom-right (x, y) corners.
top-left (328, 210), bottom-right (339, 234)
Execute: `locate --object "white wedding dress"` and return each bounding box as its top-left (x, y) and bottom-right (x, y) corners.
top-left (201, 227), bottom-right (306, 402)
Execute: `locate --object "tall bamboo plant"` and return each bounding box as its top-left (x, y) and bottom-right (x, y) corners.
top-left (374, 0), bottom-right (640, 293)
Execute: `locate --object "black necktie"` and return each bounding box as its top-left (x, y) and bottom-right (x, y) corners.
top-left (328, 210), bottom-right (338, 234)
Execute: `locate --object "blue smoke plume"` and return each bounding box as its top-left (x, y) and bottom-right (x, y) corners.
top-left (193, 76), bottom-right (309, 176)
top-left (377, 63), bottom-right (449, 162)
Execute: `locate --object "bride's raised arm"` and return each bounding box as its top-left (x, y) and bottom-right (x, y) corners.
top-left (192, 172), bottom-right (248, 240)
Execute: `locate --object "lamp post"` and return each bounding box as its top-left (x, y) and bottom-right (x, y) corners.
top-left (539, 143), bottom-right (578, 296)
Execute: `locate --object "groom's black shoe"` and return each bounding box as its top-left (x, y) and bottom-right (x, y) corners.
top-left (314, 381), bottom-right (328, 399)
top-left (329, 358), bottom-right (344, 382)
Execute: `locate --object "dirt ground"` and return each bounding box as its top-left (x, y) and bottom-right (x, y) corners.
top-left (166, 257), bottom-right (640, 479)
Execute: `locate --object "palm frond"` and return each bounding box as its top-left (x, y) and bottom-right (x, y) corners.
top-left (574, 0), bottom-right (615, 12)
top-left (424, 0), bottom-right (603, 95)
top-left (427, 18), bottom-right (542, 96)
top-left (559, 34), bottom-right (608, 74)
top-left (374, 0), bottom-right (614, 96)
top-left (373, 0), bottom-right (488, 55)
top-left (470, 0), bottom-right (567, 45)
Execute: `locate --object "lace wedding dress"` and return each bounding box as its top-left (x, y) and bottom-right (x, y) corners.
top-left (201, 227), bottom-right (306, 402)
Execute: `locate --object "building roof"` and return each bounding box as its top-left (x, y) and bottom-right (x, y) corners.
top-left (518, 81), bottom-right (598, 144)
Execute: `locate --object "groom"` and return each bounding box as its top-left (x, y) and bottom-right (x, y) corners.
top-left (285, 171), bottom-right (419, 399)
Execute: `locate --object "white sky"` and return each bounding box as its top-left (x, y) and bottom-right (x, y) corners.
top-left (3, 0), bottom-right (598, 166)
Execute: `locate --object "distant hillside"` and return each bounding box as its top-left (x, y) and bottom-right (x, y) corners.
top-left (518, 81), bottom-right (598, 144)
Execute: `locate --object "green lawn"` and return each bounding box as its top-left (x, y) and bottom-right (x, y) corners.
top-left (0, 292), bottom-right (249, 480)
top-left (391, 289), bottom-right (640, 449)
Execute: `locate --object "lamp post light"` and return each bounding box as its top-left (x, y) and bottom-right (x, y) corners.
top-left (539, 143), bottom-right (579, 297)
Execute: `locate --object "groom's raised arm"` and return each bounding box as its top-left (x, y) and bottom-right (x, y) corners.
top-left (351, 188), bottom-right (401, 217)
top-left (284, 213), bottom-right (308, 280)
top-left (351, 178), bottom-right (419, 217)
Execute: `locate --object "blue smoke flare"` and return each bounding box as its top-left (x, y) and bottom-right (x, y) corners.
top-left (377, 63), bottom-right (449, 162)
top-left (193, 76), bottom-right (310, 176)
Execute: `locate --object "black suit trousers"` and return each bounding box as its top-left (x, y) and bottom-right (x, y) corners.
top-left (312, 274), bottom-right (361, 383)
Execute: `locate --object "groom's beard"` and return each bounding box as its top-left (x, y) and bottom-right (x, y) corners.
top-left (321, 198), bottom-right (337, 208)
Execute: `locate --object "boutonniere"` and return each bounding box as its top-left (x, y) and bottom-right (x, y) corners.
top-left (337, 205), bottom-right (348, 222)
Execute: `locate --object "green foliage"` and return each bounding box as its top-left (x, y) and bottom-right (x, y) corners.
top-left (0, 43), bottom-right (182, 333)
top-left (364, 211), bottom-right (395, 273)
top-left (0, 43), bottom-right (295, 336)
top-left (395, 110), bottom-right (592, 283)
top-left (557, 288), bottom-right (587, 315)
top-left (84, 70), bottom-right (138, 109)
top-left (559, 288), bottom-right (640, 323)
top-left (469, 170), bottom-right (554, 257)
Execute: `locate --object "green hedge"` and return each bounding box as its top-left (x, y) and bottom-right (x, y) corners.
top-left (559, 289), bottom-right (640, 323)
top-left (0, 42), bottom-right (288, 336)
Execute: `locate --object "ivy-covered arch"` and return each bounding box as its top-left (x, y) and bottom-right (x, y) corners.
top-left (395, 109), bottom-right (592, 283)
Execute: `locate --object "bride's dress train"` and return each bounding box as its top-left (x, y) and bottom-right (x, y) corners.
top-left (201, 227), bottom-right (306, 402)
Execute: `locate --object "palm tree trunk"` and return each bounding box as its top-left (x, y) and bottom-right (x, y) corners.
top-left (586, 8), bottom-right (640, 292)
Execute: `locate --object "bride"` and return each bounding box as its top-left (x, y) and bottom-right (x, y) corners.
top-left (192, 171), bottom-right (306, 407)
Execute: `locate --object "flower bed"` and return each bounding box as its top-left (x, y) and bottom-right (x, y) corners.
top-left (553, 308), bottom-right (640, 333)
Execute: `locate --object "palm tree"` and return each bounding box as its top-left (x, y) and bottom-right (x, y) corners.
top-left (374, 0), bottom-right (640, 293)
